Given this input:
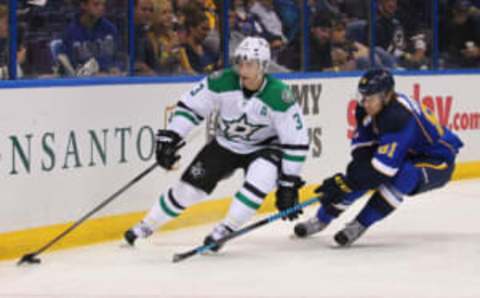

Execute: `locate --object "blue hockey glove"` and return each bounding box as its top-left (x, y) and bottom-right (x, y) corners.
top-left (155, 130), bottom-right (185, 170)
top-left (276, 174), bottom-right (305, 221)
top-left (315, 173), bottom-right (353, 206)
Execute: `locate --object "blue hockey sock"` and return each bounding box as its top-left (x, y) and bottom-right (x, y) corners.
top-left (317, 190), bottom-right (366, 224)
top-left (356, 191), bottom-right (396, 227)
top-left (317, 206), bottom-right (335, 224)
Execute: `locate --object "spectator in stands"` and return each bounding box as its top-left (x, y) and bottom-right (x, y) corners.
top-left (228, 0), bottom-right (289, 72)
top-left (230, 0), bottom-right (262, 37)
top-left (309, 0), bottom-right (343, 18)
top-left (249, 0), bottom-right (287, 56)
top-left (151, 0), bottom-right (183, 74)
top-left (173, 0), bottom-right (220, 55)
top-left (273, 0), bottom-right (300, 43)
top-left (398, 31), bottom-right (430, 70)
top-left (309, 14), bottom-right (371, 72)
top-left (273, 0), bottom-right (301, 70)
top-left (135, 0), bottom-right (157, 75)
top-left (442, 0), bottom-right (480, 68)
top-left (374, 0), bottom-right (406, 59)
top-left (197, 0), bottom-right (221, 56)
top-left (342, 0), bottom-right (369, 20)
top-left (396, 0), bottom-right (431, 38)
top-left (178, 7), bottom-right (220, 74)
top-left (58, 0), bottom-right (121, 76)
top-left (0, 4), bottom-right (27, 79)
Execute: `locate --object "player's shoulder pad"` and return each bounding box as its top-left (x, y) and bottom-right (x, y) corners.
top-left (376, 98), bottom-right (413, 134)
top-left (258, 75), bottom-right (296, 112)
top-left (207, 68), bottom-right (240, 93)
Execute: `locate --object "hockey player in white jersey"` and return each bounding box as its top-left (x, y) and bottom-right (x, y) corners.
top-left (124, 37), bottom-right (309, 251)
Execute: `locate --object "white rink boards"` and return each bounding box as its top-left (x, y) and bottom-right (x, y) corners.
top-left (1, 178), bottom-right (479, 298)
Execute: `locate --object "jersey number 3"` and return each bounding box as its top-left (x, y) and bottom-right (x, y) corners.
top-left (293, 113), bottom-right (303, 130)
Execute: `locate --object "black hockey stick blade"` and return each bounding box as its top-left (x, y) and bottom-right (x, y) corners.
top-left (16, 162), bottom-right (158, 265)
top-left (17, 253), bottom-right (42, 266)
top-left (172, 196), bottom-right (319, 263)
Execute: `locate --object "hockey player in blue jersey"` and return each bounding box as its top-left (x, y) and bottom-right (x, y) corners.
top-left (294, 68), bottom-right (464, 246)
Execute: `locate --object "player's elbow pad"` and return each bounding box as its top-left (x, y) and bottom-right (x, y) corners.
top-left (345, 158), bottom-right (390, 190)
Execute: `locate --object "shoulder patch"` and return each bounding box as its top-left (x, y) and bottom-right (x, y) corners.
top-left (376, 99), bottom-right (413, 133)
top-left (281, 88), bottom-right (295, 104)
top-left (208, 70), bottom-right (223, 80)
top-left (207, 68), bottom-right (240, 93)
top-left (258, 76), bottom-right (296, 112)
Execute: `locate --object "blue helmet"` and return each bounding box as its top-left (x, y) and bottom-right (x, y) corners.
top-left (358, 68), bottom-right (395, 96)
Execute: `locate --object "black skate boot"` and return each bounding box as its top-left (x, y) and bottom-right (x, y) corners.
top-left (203, 224), bottom-right (234, 252)
top-left (334, 220), bottom-right (367, 247)
top-left (294, 216), bottom-right (328, 238)
top-left (123, 221), bottom-right (154, 246)
top-left (124, 229), bottom-right (137, 246)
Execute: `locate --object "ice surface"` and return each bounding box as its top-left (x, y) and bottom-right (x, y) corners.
top-left (1, 179), bottom-right (479, 298)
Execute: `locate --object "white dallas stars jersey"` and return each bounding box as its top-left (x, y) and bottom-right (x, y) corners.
top-left (167, 68), bottom-right (309, 176)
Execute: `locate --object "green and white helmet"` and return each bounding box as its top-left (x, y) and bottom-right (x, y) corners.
top-left (233, 36), bottom-right (271, 73)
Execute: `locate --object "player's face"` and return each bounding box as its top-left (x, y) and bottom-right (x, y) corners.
top-left (83, 0), bottom-right (106, 19)
top-left (136, 0), bottom-right (154, 25)
top-left (236, 60), bottom-right (264, 91)
top-left (192, 20), bottom-right (210, 43)
top-left (362, 93), bottom-right (385, 116)
top-left (157, 2), bottom-right (174, 29)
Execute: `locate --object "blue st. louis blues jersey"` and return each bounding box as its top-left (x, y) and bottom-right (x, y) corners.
top-left (61, 14), bottom-right (119, 72)
top-left (352, 93), bottom-right (463, 178)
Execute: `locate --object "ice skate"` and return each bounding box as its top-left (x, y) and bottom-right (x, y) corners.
top-left (124, 221), bottom-right (154, 246)
top-left (294, 216), bottom-right (328, 238)
top-left (334, 220), bottom-right (367, 247)
top-left (203, 223), bottom-right (234, 252)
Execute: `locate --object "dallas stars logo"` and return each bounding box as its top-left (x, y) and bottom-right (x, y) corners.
top-left (221, 114), bottom-right (266, 141)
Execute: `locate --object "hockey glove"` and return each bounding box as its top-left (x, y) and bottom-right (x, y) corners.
top-left (315, 173), bottom-right (353, 206)
top-left (155, 129), bottom-right (185, 170)
top-left (275, 174), bottom-right (306, 221)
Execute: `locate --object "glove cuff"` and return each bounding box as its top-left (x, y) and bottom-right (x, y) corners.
top-left (156, 129), bottom-right (183, 143)
top-left (278, 174), bottom-right (305, 189)
top-left (334, 174), bottom-right (353, 193)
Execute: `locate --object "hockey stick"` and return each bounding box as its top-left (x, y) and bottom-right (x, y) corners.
top-left (172, 196), bottom-right (319, 263)
top-left (17, 162), bottom-right (158, 266)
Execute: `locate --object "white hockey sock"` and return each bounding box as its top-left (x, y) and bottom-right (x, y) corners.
top-left (222, 157), bottom-right (277, 230)
top-left (222, 181), bottom-right (268, 230)
top-left (140, 181), bottom-right (208, 231)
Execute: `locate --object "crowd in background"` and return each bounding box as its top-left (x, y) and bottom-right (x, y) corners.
top-left (0, 0), bottom-right (479, 79)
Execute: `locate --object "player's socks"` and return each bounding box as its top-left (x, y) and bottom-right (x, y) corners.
top-left (334, 190), bottom-right (398, 246)
top-left (203, 181), bottom-right (267, 251)
top-left (124, 188), bottom-right (189, 245)
top-left (356, 189), bottom-right (398, 228)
